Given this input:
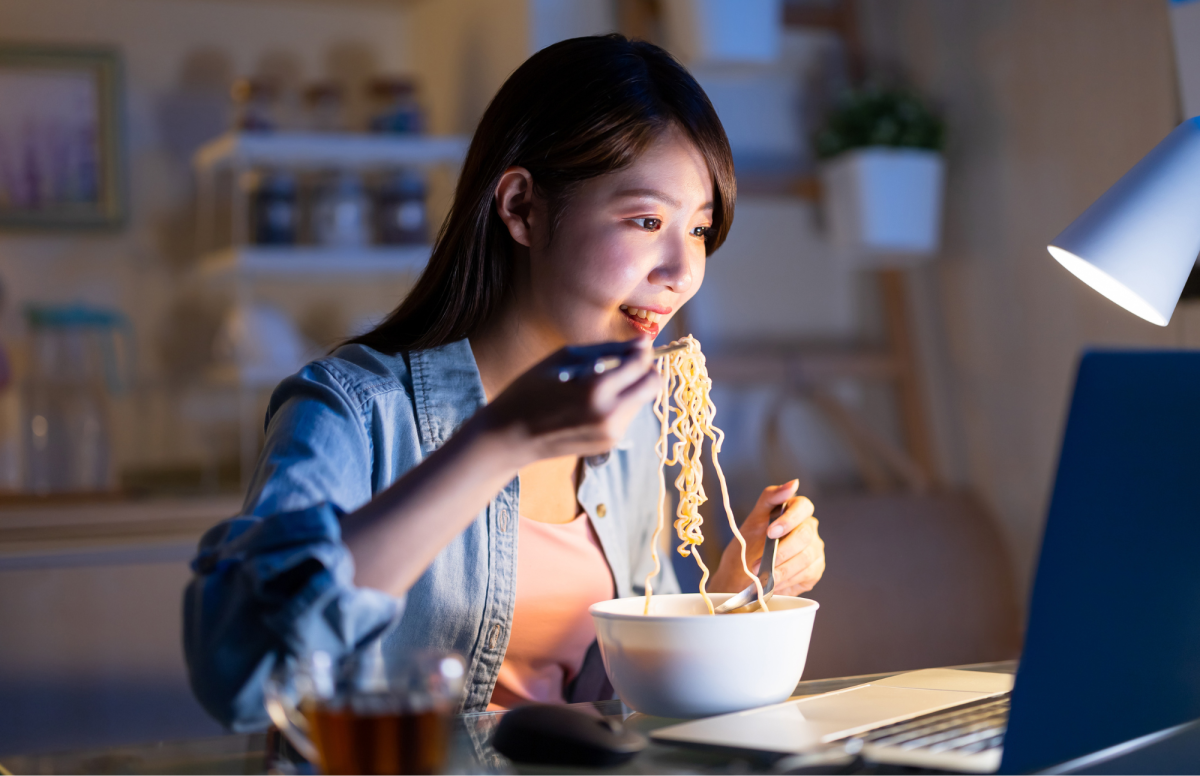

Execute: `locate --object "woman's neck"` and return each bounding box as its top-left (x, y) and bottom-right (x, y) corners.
top-left (469, 302), bottom-right (564, 402)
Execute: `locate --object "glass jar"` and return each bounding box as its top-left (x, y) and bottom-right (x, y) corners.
top-left (374, 169), bottom-right (427, 245)
top-left (246, 169), bottom-right (298, 245)
top-left (230, 77), bottom-right (279, 132)
top-left (312, 170), bottom-right (371, 247)
top-left (22, 305), bottom-right (133, 493)
top-left (367, 77), bottom-right (424, 134)
top-left (303, 82), bottom-right (346, 133)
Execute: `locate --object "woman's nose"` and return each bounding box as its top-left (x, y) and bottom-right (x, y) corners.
top-left (648, 235), bottom-right (696, 294)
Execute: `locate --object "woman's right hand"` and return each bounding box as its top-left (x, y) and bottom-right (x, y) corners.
top-left (482, 338), bottom-right (661, 464)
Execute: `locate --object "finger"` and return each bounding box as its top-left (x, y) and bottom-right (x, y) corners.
top-left (777, 562), bottom-right (824, 597)
top-left (772, 516), bottom-right (820, 562)
top-left (752, 480), bottom-right (801, 516)
top-left (545, 339), bottom-right (649, 384)
top-left (614, 363), bottom-right (661, 406)
top-left (767, 496), bottom-right (815, 540)
top-left (773, 538), bottom-right (824, 588)
top-left (772, 551), bottom-right (820, 594)
top-left (561, 337), bottom-right (648, 364)
top-left (593, 342), bottom-right (654, 402)
top-left (775, 536), bottom-right (821, 578)
top-left (780, 556), bottom-right (825, 596)
top-left (743, 482), bottom-right (801, 539)
top-left (755, 531), bottom-right (820, 578)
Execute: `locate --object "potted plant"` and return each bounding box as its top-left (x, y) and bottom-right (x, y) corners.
top-left (815, 87), bottom-right (947, 266)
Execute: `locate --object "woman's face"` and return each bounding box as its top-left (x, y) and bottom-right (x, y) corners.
top-left (522, 126), bottom-right (714, 345)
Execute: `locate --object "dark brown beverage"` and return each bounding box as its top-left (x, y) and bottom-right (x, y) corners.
top-left (303, 695), bottom-right (450, 775)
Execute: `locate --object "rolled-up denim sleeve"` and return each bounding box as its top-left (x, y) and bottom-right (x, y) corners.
top-left (183, 363), bottom-right (405, 731)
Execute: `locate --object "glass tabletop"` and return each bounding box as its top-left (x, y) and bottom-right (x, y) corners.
top-left (0, 661), bottom-right (1016, 775)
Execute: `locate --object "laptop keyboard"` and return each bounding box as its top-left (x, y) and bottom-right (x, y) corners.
top-left (856, 693), bottom-right (1011, 755)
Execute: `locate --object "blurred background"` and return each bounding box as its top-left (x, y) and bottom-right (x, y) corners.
top-left (0, 0), bottom-right (1195, 757)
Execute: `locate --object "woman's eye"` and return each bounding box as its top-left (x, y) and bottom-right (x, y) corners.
top-left (691, 225), bottom-right (710, 238)
top-left (635, 217), bottom-right (663, 232)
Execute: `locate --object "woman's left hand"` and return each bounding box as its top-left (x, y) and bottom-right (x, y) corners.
top-left (710, 480), bottom-right (825, 597)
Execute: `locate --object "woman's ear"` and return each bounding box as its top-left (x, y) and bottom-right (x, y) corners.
top-left (495, 166), bottom-right (536, 248)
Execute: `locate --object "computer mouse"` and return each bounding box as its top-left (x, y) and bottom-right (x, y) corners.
top-left (490, 703), bottom-right (648, 767)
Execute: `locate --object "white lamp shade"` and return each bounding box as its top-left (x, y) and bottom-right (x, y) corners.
top-left (1048, 118), bottom-right (1200, 326)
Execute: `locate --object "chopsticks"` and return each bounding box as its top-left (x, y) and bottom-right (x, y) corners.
top-left (652, 341), bottom-right (690, 358)
top-left (556, 341), bottom-right (688, 382)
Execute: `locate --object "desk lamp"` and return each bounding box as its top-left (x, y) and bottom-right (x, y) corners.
top-left (1048, 118), bottom-right (1200, 325)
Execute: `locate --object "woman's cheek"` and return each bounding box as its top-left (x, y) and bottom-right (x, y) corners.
top-left (580, 238), bottom-right (650, 301)
top-left (686, 251), bottom-right (706, 298)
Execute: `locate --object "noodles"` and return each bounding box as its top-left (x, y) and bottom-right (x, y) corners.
top-left (642, 336), bottom-right (768, 615)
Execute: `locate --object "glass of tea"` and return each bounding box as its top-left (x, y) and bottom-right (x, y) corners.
top-left (264, 646), bottom-right (466, 775)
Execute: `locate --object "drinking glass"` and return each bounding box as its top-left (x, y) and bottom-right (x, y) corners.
top-left (264, 647), bottom-right (466, 775)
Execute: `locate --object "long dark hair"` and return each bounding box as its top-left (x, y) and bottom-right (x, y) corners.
top-left (348, 34), bottom-right (736, 354)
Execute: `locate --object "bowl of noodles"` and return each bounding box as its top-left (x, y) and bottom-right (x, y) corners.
top-left (596, 336), bottom-right (820, 718)
top-left (590, 593), bottom-right (819, 718)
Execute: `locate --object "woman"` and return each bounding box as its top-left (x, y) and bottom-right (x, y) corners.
top-left (184, 34), bottom-right (825, 728)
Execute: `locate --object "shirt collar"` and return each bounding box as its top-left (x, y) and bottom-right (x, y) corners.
top-left (408, 339), bottom-right (489, 453)
top-left (407, 338), bottom-right (641, 458)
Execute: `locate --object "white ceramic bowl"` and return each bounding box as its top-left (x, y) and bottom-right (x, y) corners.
top-left (589, 593), bottom-right (819, 719)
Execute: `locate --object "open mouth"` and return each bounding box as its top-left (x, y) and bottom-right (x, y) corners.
top-left (620, 305), bottom-right (664, 337)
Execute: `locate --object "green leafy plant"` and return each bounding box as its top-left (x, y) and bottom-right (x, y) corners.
top-left (814, 87), bottom-right (946, 160)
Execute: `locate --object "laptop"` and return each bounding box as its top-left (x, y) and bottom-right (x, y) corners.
top-left (654, 351), bottom-right (1200, 773)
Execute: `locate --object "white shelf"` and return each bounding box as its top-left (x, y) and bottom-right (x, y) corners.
top-left (193, 131), bottom-right (470, 172)
top-left (197, 245), bottom-right (431, 280)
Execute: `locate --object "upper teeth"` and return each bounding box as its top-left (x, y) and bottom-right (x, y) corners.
top-left (620, 305), bottom-right (662, 323)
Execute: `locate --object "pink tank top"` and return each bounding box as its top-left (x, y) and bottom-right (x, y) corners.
top-left (488, 513), bottom-right (614, 710)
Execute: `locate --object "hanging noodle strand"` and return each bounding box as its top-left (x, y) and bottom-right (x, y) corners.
top-left (642, 336), bottom-right (768, 615)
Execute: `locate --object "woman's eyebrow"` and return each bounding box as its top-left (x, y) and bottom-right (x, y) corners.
top-left (613, 188), bottom-right (713, 210)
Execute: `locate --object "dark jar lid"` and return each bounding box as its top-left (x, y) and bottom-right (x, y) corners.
top-left (367, 76), bottom-right (418, 99)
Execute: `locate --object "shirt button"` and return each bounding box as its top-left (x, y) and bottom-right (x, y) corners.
top-left (596, 503), bottom-right (607, 518)
top-left (498, 507), bottom-right (509, 533)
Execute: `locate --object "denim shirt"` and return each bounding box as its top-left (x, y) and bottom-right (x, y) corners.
top-left (183, 339), bottom-right (678, 729)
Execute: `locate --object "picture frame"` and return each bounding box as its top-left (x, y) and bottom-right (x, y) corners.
top-left (0, 43), bottom-right (126, 230)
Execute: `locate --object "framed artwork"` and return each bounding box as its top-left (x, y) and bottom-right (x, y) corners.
top-left (0, 44), bottom-right (126, 229)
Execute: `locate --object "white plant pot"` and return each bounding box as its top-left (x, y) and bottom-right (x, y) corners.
top-left (819, 147), bottom-right (945, 267)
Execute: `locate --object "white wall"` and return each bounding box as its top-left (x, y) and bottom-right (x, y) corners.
top-left (409, 0), bottom-right (530, 136)
top-left (857, 0), bottom-right (1187, 597)
top-left (529, 0), bottom-right (617, 53)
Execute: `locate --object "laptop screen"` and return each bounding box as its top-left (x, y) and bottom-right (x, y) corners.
top-left (1001, 351), bottom-right (1200, 773)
